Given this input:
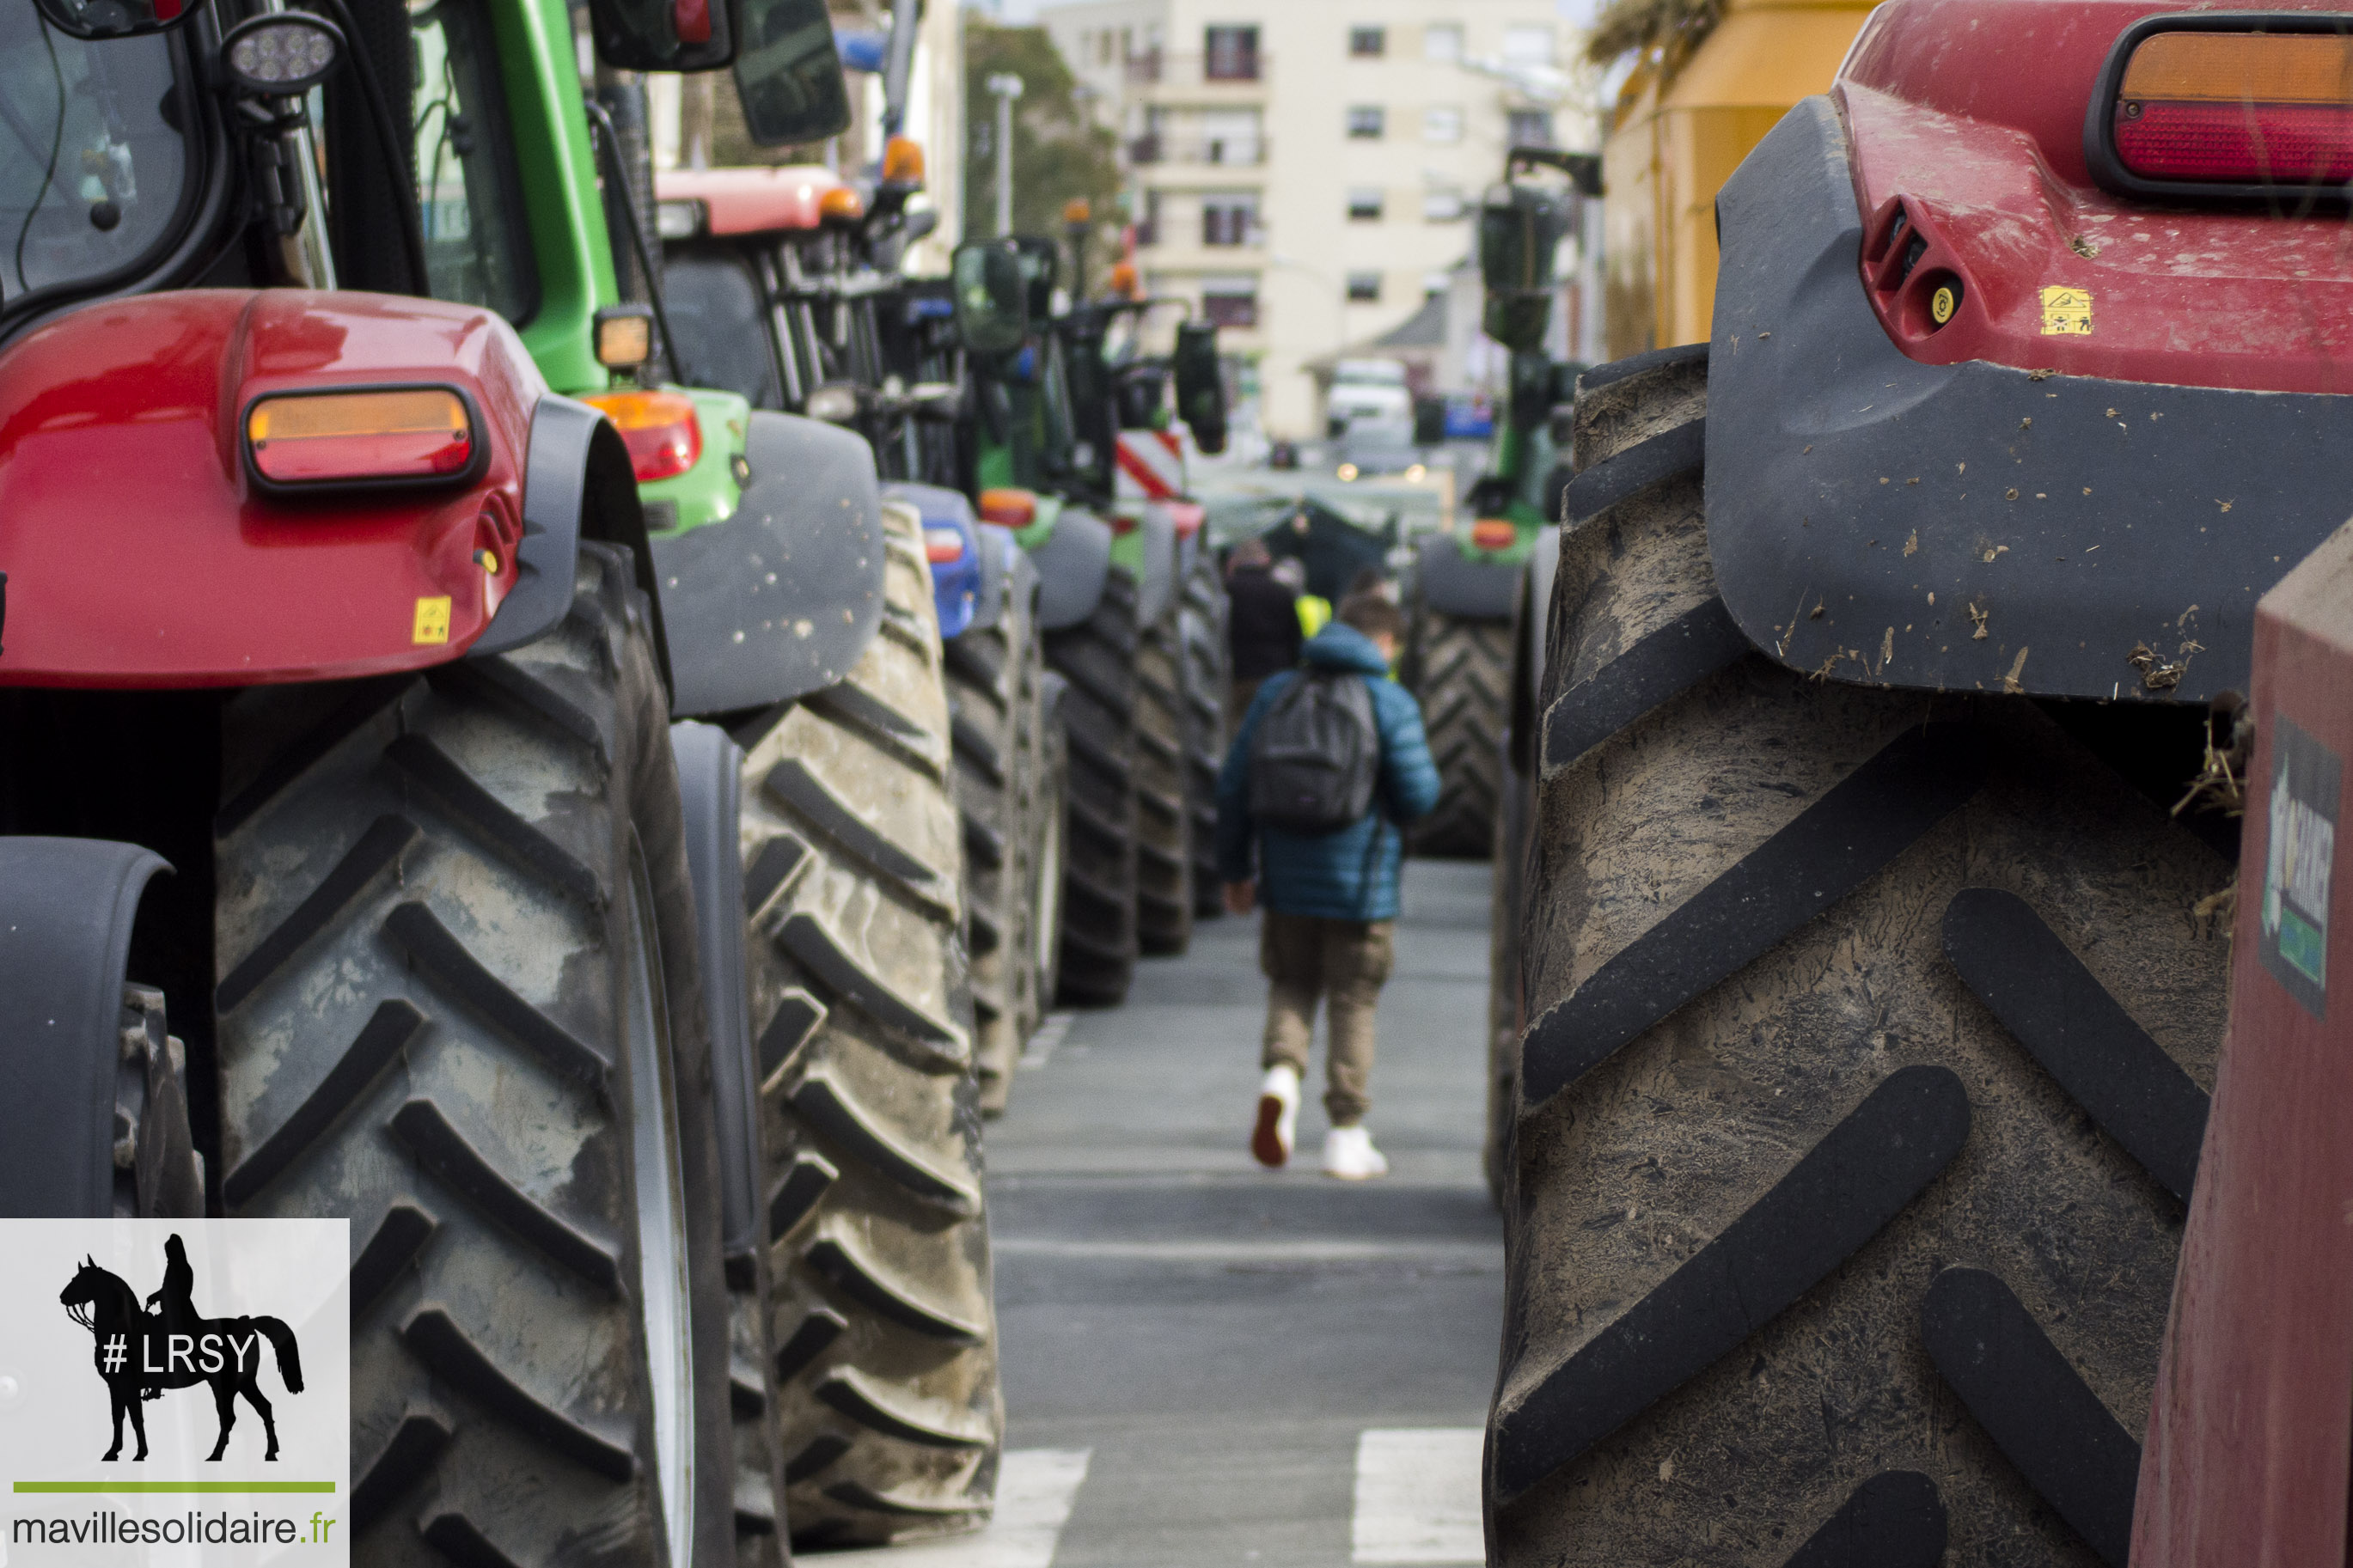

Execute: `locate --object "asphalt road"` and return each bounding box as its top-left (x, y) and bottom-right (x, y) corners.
top-left (975, 860), bottom-right (1503, 1567)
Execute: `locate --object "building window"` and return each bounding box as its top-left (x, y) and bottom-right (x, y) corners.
top-left (1424, 23), bottom-right (1462, 62)
top-left (1348, 186), bottom-right (1384, 221)
top-left (1503, 24), bottom-right (1556, 64)
top-left (1137, 191), bottom-right (1163, 247)
top-left (1349, 26), bottom-right (1384, 57)
top-left (1423, 271), bottom-right (1452, 296)
top-left (1203, 192), bottom-right (1262, 247)
top-left (1507, 109), bottom-right (1554, 147)
top-left (1202, 274), bottom-right (1258, 328)
top-left (1204, 25), bottom-right (1260, 81)
top-left (1423, 107), bottom-right (1464, 144)
top-left (1347, 271), bottom-right (1383, 302)
top-left (1347, 105), bottom-right (1384, 139)
top-left (1201, 108), bottom-right (1262, 165)
top-left (1422, 187), bottom-right (1465, 222)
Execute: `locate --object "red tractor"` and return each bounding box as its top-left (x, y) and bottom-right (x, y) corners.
top-left (1492, 1), bottom-right (2353, 1561)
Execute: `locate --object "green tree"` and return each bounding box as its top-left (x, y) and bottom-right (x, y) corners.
top-left (963, 18), bottom-right (1125, 291)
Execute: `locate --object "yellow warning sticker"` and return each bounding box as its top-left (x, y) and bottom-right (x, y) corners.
top-left (413, 595), bottom-right (452, 644)
top-left (2039, 286), bottom-right (2093, 336)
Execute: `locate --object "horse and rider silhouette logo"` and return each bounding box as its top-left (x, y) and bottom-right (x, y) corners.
top-left (58, 1235), bottom-right (304, 1463)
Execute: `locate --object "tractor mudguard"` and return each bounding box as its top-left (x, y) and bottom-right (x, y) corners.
top-left (650, 409), bottom-right (884, 717)
top-left (473, 394), bottom-right (654, 659)
top-left (1029, 504), bottom-right (1116, 631)
top-left (0, 291), bottom-right (543, 687)
top-left (0, 837), bottom-right (166, 1217)
top-left (1707, 95), bottom-right (2353, 705)
top-left (1417, 534), bottom-right (1524, 620)
top-left (885, 480), bottom-right (987, 639)
top-left (1123, 503), bottom-right (1180, 627)
top-left (970, 524), bottom-right (1018, 634)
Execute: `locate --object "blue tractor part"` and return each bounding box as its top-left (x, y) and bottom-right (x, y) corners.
top-left (886, 481), bottom-right (986, 640)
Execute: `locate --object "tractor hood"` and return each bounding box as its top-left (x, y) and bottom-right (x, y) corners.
top-left (0, 290), bottom-right (540, 688)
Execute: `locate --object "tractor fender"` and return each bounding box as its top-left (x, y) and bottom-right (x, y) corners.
top-left (1130, 503), bottom-right (1180, 628)
top-left (1030, 505), bottom-right (1116, 631)
top-left (1416, 534), bottom-right (1523, 620)
top-left (1707, 95), bottom-right (2353, 704)
top-left (885, 481), bottom-right (988, 639)
top-left (668, 722), bottom-right (760, 1261)
top-left (650, 411), bottom-right (884, 717)
top-left (0, 837), bottom-right (166, 1217)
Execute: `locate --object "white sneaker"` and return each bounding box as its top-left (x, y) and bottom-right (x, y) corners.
top-left (1252, 1065), bottom-right (1300, 1168)
top-left (1322, 1126), bottom-right (1390, 1181)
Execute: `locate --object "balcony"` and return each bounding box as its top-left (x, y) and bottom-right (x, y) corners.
top-left (1128, 135), bottom-right (1268, 168)
top-left (1122, 52), bottom-right (1271, 98)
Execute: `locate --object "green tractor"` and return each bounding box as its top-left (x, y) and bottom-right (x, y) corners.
top-left (1403, 149), bottom-right (1591, 861)
top-left (953, 235), bottom-right (1232, 1001)
top-left (651, 147), bottom-right (1069, 1116)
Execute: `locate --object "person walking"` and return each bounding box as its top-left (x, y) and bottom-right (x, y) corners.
top-left (1216, 591), bottom-right (1439, 1179)
top-left (1223, 536), bottom-right (1302, 741)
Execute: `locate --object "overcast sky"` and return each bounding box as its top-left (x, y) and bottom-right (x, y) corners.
top-left (968, 0), bottom-right (1604, 27)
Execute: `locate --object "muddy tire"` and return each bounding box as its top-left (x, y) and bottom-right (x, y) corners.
top-left (1406, 605), bottom-right (1509, 858)
top-left (1181, 555), bottom-right (1228, 919)
top-left (214, 543), bottom-right (735, 1568)
top-left (735, 501), bottom-right (1001, 1547)
top-left (1134, 603), bottom-right (1195, 956)
top-left (1045, 570), bottom-right (1143, 1005)
top-left (947, 557), bottom-right (1042, 1118)
top-left (1490, 352), bottom-right (2234, 1566)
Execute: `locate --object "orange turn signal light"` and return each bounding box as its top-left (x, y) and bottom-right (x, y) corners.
top-left (819, 186), bottom-right (865, 223)
top-left (1470, 517), bottom-right (1519, 552)
top-left (582, 389), bottom-right (704, 484)
top-left (883, 136), bottom-right (926, 184)
top-left (978, 488), bottom-right (1037, 527)
top-left (246, 387), bottom-right (475, 487)
top-left (1108, 261), bottom-right (1139, 298)
top-left (1062, 198), bottom-right (1091, 224)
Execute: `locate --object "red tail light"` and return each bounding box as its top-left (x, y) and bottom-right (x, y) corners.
top-left (2112, 30), bottom-right (2353, 186)
top-left (1470, 517), bottom-right (1518, 552)
top-left (582, 390), bottom-right (703, 484)
top-left (924, 526), bottom-right (966, 564)
top-left (978, 487), bottom-right (1037, 527)
top-left (245, 387), bottom-right (475, 487)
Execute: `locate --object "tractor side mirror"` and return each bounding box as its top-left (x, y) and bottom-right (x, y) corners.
top-left (586, 0), bottom-right (735, 72)
top-left (35, 0), bottom-right (200, 40)
top-left (952, 241), bottom-right (1030, 357)
top-left (731, 0), bottom-right (851, 146)
top-left (1173, 321), bottom-right (1227, 455)
top-left (1479, 184), bottom-right (1569, 353)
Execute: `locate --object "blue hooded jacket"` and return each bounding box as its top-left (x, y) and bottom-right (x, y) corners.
top-left (1216, 621), bottom-right (1441, 922)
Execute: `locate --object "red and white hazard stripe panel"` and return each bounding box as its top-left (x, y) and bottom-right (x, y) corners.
top-left (1115, 429), bottom-right (1185, 501)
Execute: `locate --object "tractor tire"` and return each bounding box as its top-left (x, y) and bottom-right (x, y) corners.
top-left (1484, 730), bottom-right (1529, 1213)
top-left (1027, 674), bottom-right (1070, 1020)
top-left (213, 543), bottom-right (736, 1568)
top-left (1491, 352), bottom-right (2234, 1567)
top-left (1134, 603), bottom-right (1195, 957)
top-left (734, 501), bottom-right (1001, 1547)
top-left (1044, 570), bottom-right (1143, 1005)
top-left (1406, 605), bottom-right (1509, 858)
top-left (1181, 555), bottom-right (1229, 920)
top-left (947, 562), bottom-right (1041, 1119)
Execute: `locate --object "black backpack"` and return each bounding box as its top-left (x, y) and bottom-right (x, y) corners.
top-left (1248, 669), bottom-right (1380, 834)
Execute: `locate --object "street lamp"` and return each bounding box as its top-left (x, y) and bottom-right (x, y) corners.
top-left (985, 73), bottom-right (1024, 237)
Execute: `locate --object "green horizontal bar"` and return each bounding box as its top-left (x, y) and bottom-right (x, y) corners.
top-left (13, 1482), bottom-right (336, 1493)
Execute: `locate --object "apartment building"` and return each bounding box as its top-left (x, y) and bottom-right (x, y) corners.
top-left (1042, 0), bottom-right (1573, 438)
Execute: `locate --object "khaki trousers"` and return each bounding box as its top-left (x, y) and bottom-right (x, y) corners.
top-left (1259, 910), bottom-right (1395, 1127)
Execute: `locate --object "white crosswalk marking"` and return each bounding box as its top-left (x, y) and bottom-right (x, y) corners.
top-left (815, 1449), bottom-right (1092, 1567)
top-left (1018, 1011), bottom-right (1078, 1070)
top-left (1352, 1428), bottom-right (1485, 1565)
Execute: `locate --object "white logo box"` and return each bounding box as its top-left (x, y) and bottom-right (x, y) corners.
top-left (0, 1220), bottom-right (348, 1568)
